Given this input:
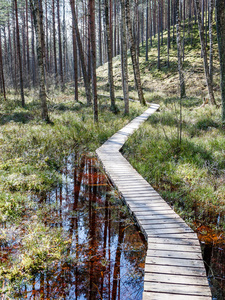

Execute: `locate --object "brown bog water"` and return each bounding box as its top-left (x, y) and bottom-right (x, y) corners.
top-left (1, 154), bottom-right (146, 299)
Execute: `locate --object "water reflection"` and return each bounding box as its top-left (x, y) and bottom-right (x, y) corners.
top-left (198, 226), bottom-right (225, 300)
top-left (3, 155), bottom-right (146, 299)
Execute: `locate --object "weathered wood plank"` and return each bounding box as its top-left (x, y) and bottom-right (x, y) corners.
top-left (143, 292), bottom-right (211, 300)
top-left (144, 273), bottom-right (210, 286)
top-left (144, 281), bottom-right (211, 296)
top-left (145, 256), bottom-right (205, 268)
top-left (147, 249), bottom-right (203, 260)
top-left (145, 264), bottom-right (207, 276)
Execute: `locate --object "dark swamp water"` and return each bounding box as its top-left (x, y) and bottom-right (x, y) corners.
top-left (1, 154), bottom-right (225, 299)
top-left (1, 155), bottom-right (147, 299)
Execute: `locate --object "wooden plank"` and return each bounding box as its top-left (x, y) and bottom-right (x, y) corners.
top-left (144, 282), bottom-right (211, 297)
top-left (144, 273), bottom-right (210, 286)
top-left (143, 292), bottom-right (211, 300)
top-left (147, 249), bottom-right (203, 260)
top-left (148, 243), bottom-right (202, 253)
top-left (147, 236), bottom-right (200, 246)
top-left (145, 264), bottom-right (207, 276)
top-left (145, 256), bottom-right (205, 268)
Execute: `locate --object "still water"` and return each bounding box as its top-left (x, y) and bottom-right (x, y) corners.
top-left (1, 155), bottom-right (146, 299)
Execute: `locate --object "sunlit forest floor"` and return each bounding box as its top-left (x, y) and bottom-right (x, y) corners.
top-left (0, 21), bottom-right (224, 299)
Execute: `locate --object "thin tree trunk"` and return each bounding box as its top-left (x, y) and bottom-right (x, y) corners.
top-left (70, 0), bottom-right (92, 105)
top-left (15, 0), bottom-right (25, 106)
top-left (195, 0), bottom-right (216, 105)
top-left (146, 0), bottom-right (149, 61)
top-left (98, 0), bottom-right (103, 65)
top-left (30, 0), bottom-right (50, 122)
top-left (25, 0), bottom-right (30, 78)
top-left (72, 26), bottom-right (78, 101)
top-left (0, 29), bottom-right (6, 101)
top-left (125, 0), bottom-right (146, 105)
top-left (175, 0), bottom-right (186, 98)
top-left (215, 0), bottom-right (225, 122)
top-left (121, 0), bottom-right (129, 114)
top-left (104, 0), bottom-right (116, 112)
top-left (52, 0), bottom-right (58, 84)
top-left (89, 0), bottom-right (98, 122)
top-left (57, 0), bottom-right (65, 91)
top-left (209, 0), bottom-right (213, 83)
top-left (168, 0), bottom-right (171, 66)
top-left (157, 0), bottom-right (161, 69)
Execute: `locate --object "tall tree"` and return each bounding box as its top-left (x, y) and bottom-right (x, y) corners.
top-left (215, 0), bottom-right (225, 122)
top-left (98, 0), bottom-right (103, 66)
top-left (52, 0), bottom-right (58, 84)
top-left (121, 0), bottom-right (129, 115)
top-left (209, 0), bottom-right (213, 83)
top-left (146, 0), bottom-right (149, 61)
top-left (104, 0), bottom-right (116, 112)
top-left (195, 0), bottom-right (216, 105)
top-left (72, 25), bottom-right (78, 101)
top-left (0, 28), bottom-right (6, 101)
top-left (29, 0), bottom-right (50, 122)
top-left (57, 0), bottom-right (65, 91)
top-left (89, 0), bottom-right (98, 122)
top-left (14, 0), bottom-right (25, 107)
top-left (175, 0), bottom-right (186, 98)
top-left (70, 0), bottom-right (92, 105)
top-left (125, 0), bottom-right (146, 105)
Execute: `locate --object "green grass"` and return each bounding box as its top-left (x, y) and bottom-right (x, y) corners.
top-left (0, 89), bottom-right (145, 295)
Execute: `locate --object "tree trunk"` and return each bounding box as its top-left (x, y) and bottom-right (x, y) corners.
top-left (72, 25), bottom-right (78, 101)
top-left (98, 0), bottom-right (103, 65)
top-left (125, 0), bottom-right (146, 105)
top-left (14, 0), bottom-right (25, 107)
top-left (89, 0), bottom-right (98, 122)
top-left (146, 0), bottom-right (149, 61)
top-left (57, 0), bottom-right (65, 91)
top-left (215, 0), bottom-right (225, 122)
top-left (157, 0), bottom-right (161, 69)
top-left (70, 0), bottom-right (92, 105)
top-left (104, 0), bottom-right (116, 112)
top-left (209, 0), bottom-right (213, 83)
top-left (167, 0), bottom-right (171, 67)
top-left (0, 29), bottom-right (6, 101)
top-left (52, 0), bottom-right (58, 84)
top-left (30, 0), bottom-right (50, 122)
top-left (175, 0), bottom-right (186, 98)
top-left (121, 0), bottom-right (129, 115)
top-left (195, 0), bottom-right (216, 105)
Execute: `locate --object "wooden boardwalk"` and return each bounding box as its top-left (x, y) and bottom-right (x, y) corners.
top-left (96, 104), bottom-right (212, 300)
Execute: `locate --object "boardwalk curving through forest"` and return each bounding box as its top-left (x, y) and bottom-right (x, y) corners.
top-left (96, 104), bottom-right (212, 300)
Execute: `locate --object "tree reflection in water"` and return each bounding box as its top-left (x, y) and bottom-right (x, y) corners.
top-left (20, 154), bottom-right (147, 299)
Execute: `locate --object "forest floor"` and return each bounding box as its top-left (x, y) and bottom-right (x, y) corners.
top-left (0, 21), bottom-right (224, 298)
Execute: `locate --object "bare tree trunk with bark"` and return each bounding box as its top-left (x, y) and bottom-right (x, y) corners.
top-left (215, 0), bottom-right (225, 122)
top-left (0, 29), bottom-right (6, 101)
top-left (121, 0), bottom-right (129, 114)
top-left (195, 0), bottom-right (216, 105)
top-left (125, 0), bottom-right (146, 105)
top-left (14, 0), bottom-right (25, 107)
top-left (70, 0), bottom-right (92, 105)
top-left (175, 0), bottom-right (186, 98)
top-left (89, 0), bottom-right (98, 122)
top-left (30, 0), bottom-right (50, 122)
top-left (104, 0), bottom-right (116, 112)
